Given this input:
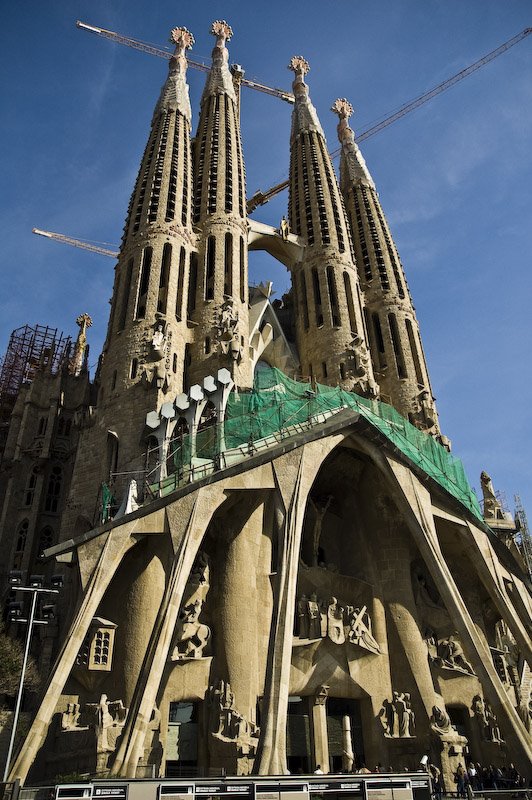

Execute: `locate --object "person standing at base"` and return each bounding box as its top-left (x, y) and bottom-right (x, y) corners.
top-left (314, 764), bottom-right (324, 774)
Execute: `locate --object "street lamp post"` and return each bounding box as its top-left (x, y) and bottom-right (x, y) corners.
top-left (2, 572), bottom-right (63, 783)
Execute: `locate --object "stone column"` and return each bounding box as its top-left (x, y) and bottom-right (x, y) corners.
top-left (311, 686), bottom-right (330, 773)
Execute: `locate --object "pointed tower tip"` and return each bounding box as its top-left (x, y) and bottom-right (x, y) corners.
top-left (202, 20), bottom-right (236, 102)
top-left (287, 55), bottom-right (310, 76)
top-left (211, 20), bottom-right (233, 43)
top-left (331, 98), bottom-right (354, 120)
top-left (169, 26), bottom-right (195, 52)
top-left (332, 97), bottom-right (375, 190)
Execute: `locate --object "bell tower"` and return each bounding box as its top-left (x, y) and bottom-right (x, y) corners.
top-left (333, 98), bottom-right (441, 435)
top-left (287, 58), bottom-right (376, 395)
top-left (188, 20), bottom-right (252, 389)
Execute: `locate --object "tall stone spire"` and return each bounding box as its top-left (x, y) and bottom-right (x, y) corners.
top-left (287, 59), bottom-right (377, 394)
top-left (100, 24), bottom-right (196, 402)
top-left (61, 25), bottom-right (198, 539)
top-left (189, 20), bottom-right (251, 389)
top-left (333, 99), bottom-right (441, 435)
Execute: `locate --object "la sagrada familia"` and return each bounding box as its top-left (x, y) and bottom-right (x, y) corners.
top-left (0, 21), bottom-right (530, 788)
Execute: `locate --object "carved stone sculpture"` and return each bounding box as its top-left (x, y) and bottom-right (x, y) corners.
top-left (207, 679), bottom-right (259, 756)
top-left (434, 634), bottom-right (475, 675)
top-left (171, 600), bottom-right (211, 659)
top-left (348, 336), bottom-right (379, 397)
top-left (294, 592), bottom-right (380, 653)
top-left (430, 705), bottom-right (454, 736)
top-left (170, 551), bottom-right (211, 660)
top-left (410, 390), bottom-right (437, 433)
top-left (216, 299), bottom-right (242, 362)
top-left (380, 691), bottom-right (415, 738)
top-left (472, 694), bottom-right (503, 743)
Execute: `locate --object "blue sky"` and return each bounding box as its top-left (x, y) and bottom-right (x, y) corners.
top-left (1, 1), bottom-right (531, 520)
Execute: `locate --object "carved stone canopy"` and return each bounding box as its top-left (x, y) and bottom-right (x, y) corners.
top-left (211, 20), bottom-right (233, 42)
top-left (170, 27), bottom-right (195, 50)
top-left (331, 98), bottom-right (354, 120)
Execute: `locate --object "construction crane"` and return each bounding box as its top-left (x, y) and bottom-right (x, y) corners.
top-left (32, 228), bottom-right (119, 259)
top-left (36, 28), bottom-right (531, 253)
top-left (514, 494), bottom-right (532, 582)
top-left (76, 21), bottom-right (295, 104)
top-left (247, 27), bottom-right (532, 212)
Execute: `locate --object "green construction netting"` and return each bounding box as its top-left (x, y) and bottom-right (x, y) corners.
top-left (169, 365), bottom-right (481, 521)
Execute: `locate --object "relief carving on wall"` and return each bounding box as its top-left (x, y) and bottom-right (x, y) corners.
top-left (472, 694), bottom-right (504, 743)
top-left (207, 679), bottom-right (259, 756)
top-left (426, 632), bottom-right (476, 676)
top-left (170, 551), bottom-right (211, 660)
top-left (295, 593), bottom-right (380, 654)
top-left (216, 299), bottom-right (242, 363)
top-left (380, 691), bottom-right (416, 738)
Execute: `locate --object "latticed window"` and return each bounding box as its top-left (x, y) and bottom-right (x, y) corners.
top-left (25, 469), bottom-right (38, 507)
top-left (13, 519), bottom-right (29, 569)
top-left (76, 618), bottom-right (116, 672)
top-left (37, 526), bottom-right (54, 558)
top-left (44, 466), bottom-right (62, 513)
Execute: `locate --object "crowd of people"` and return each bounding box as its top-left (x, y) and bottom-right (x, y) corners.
top-left (430, 761), bottom-right (529, 798)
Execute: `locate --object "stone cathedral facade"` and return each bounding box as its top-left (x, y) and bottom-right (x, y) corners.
top-left (1, 21), bottom-right (531, 787)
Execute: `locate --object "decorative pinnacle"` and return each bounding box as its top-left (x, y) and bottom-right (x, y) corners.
top-left (288, 55), bottom-right (310, 76)
top-left (169, 27), bottom-right (195, 50)
top-left (76, 313), bottom-right (93, 332)
top-left (210, 20), bottom-right (233, 42)
top-left (331, 98), bottom-right (354, 120)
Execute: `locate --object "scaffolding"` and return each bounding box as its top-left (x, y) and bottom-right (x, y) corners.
top-left (0, 324), bottom-right (71, 446)
top-left (514, 494), bottom-right (532, 581)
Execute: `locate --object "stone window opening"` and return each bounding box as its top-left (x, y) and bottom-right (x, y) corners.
top-left (172, 353), bottom-right (178, 374)
top-left (118, 258), bottom-right (133, 331)
top-left (176, 246), bottom-right (186, 320)
top-left (76, 617), bottom-right (117, 672)
top-left (36, 526), bottom-right (54, 560)
top-left (372, 313), bottom-right (387, 370)
top-left (322, 362), bottom-right (328, 379)
top-left (224, 233), bottom-right (233, 296)
top-left (44, 466), bottom-right (62, 513)
top-left (205, 337), bottom-right (211, 355)
top-left (130, 359), bottom-right (139, 380)
top-left (239, 237), bottom-right (246, 304)
top-left (135, 247), bottom-right (153, 320)
top-left (107, 432), bottom-right (119, 482)
top-left (187, 253), bottom-right (198, 318)
top-left (405, 318), bottom-right (424, 387)
top-left (25, 468), bottom-right (39, 507)
top-left (158, 243), bottom-right (172, 315)
top-left (388, 313), bottom-right (407, 379)
top-left (205, 236), bottom-right (216, 301)
top-left (343, 272), bottom-right (358, 336)
top-left (37, 417), bottom-right (47, 436)
top-left (111, 370), bottom-right (117, 391)
top-left (312, 268), bottom-right (323, 327)
top-left (299, 272), bottom-right (310, 331)
top-left (340, 362), bottom-right (346, 380)
top-left (13, 520), bottom-right (29, 570)
top-left (326, 266), bottom-right (340, 327)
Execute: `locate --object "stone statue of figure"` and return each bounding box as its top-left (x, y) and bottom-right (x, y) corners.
top-left (171, 599), bottom-right (211, 659)
top-left (327, 597), bottom-right (345, 644)
top-left (380, 698), bottom-right (395, 737)
top-left (345, 605), bottom-right (380, 654)
top-left (307, 593), bottom-right (322, 639)
top-left (430, 705), bottom-right (453, 736)
top-left (437, 634), bottom-right (475, 674)
top-left (94, 693), bottom-right (115, 752)
top-left (411, 390), bottom-right (437, 433)
top-left (485, 702), bottom-right (503, 743)
top-left (309, 495), bottom-right (333, 566)
top-left (279, 216), bottom-right (290, 240)
top-left (392, 691), bottom-right (415, 737)
top-left (472, 694), bottom-right (488, 738)
top-left (297, 594), bottom-right (310, 639)
top-left (151, 323), bottom-right (167, 360)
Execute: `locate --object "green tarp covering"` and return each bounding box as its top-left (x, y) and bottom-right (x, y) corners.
top-left (169, 365), bottom-right (481, 521)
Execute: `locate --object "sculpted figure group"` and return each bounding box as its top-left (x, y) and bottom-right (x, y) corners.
top-left (381, 691), bottom-right (415, 738)
top-left (296, 593), bottom-right (380, 654)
